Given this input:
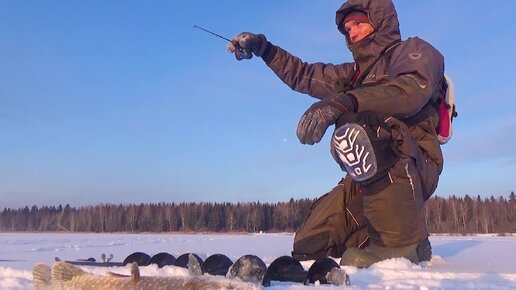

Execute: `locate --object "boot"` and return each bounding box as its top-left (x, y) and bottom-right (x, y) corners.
top-left (416, 237), bottom-right (432, 262)
top-left (340, 247), bottom-right (382, 268)
top-left (340, 238), bottom-right (432, 268)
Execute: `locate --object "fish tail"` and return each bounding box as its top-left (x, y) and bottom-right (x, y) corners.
top-left (52, 261), bottom-right (86, 283)
top-left (130, 262), bottom-right (141, 283)
top-left (32, 263), bottom-right (52, 289)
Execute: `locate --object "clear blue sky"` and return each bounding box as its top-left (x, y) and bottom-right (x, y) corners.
top-left (1, 1), bottom-right (515, 208)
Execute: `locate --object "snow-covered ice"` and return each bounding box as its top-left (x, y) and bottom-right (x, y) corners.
top-left (0, 233), bottom-right (514, 289)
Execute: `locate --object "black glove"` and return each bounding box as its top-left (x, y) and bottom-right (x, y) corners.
top-left (296, 95), bottom-right (357, 145)
top-left (227, 32), bottom-right (268, 60)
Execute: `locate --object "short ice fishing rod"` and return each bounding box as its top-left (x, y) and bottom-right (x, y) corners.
top-left (193, 25), bottom-right (232, 42)
top-left (193, 25), bottom-right (252, 60)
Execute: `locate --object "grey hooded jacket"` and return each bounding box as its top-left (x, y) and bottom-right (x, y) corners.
top-left (261, 0), bottom-right (445, 174)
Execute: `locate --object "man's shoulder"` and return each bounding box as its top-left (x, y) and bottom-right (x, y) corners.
top-left (397, 37), bottom-right (442, 54)
top-left (391, 37), bottom-right (443, 61)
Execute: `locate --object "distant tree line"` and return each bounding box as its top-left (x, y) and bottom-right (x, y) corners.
top-left (425, 193), bottom-right (515, 234)
top-left (1, 193), bottom-right (514, 234)
top-left (0, 198), bottom-right (313, 233)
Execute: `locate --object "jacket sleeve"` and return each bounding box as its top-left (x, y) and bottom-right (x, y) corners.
top-left (261, 43), bottom-right (356, 100)
top-left (348, 38), bottom-right (445, 119)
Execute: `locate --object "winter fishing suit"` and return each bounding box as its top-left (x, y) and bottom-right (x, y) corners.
top-left (259, 0), bottom-right (445, 265)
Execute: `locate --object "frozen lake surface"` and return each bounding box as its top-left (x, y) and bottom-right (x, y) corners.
top-left (0, 232), bottom-right (515, 289)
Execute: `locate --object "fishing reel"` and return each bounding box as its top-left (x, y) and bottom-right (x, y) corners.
top-left (233, 44), bottom-right (253, 61)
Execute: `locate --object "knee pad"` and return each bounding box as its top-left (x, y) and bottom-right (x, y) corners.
top-left (331, 113), bottom-right (400, 193)
top-left (332, 124), bottom-right (377, 182)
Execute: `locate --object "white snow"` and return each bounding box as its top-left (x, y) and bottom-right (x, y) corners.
top-left (0, 233), bottom-right (514, 289)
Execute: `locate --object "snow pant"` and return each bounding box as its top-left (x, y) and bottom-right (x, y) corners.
top-left (292, 177), bottom-right (369, 261)
top-left (292, 112), bottom-right (441, 260)
top-left (332, 112), bottom-right (440, 248)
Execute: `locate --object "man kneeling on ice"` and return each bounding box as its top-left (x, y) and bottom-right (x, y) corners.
top-left (228, 0), bottom-right (445, 267)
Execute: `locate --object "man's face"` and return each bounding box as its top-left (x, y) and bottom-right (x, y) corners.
top-left (344, 20), bottom-right (374, 44)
